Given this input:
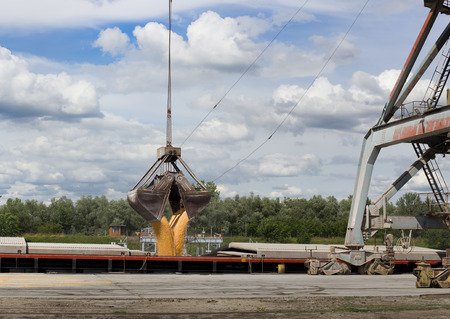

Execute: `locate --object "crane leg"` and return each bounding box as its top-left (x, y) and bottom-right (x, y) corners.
top-left (345, 133), bottom-right (380, 248)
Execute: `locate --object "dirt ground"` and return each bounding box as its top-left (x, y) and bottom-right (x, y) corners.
top-left (0, 295), bottom-right (449, 319)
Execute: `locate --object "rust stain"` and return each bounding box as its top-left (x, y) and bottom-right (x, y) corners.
top-left (392, 116), bottom-right (450, 141)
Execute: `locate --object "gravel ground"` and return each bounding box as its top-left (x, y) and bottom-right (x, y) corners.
top-left (0, 295), bottom-right (449, 318)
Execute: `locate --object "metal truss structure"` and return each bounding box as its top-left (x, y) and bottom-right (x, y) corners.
top-left (345, 0), bottom-right (450, 250)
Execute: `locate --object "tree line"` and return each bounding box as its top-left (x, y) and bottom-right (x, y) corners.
top-left (0, 185), bottom-right (448, 249)
top-left (191, 184), bottom-right (448, 249)
top-left (0, 196), bottom-right (146, 236)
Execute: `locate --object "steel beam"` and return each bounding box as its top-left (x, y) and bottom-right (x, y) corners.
top-left (378, 1), bottom-right (441, 125)
top-left (345, 134), bottom-right (380, 248)
top-left (365, 146), bottom-right (446, 233)
top-left (345, 106), bottom-right (450, 248)
top-left (395, 22), bottom-right (450, 109)
top-left (373, 105), bottom-right (450, 147)
top-left (386, 215), bottom-right (449, 229)
top-left (371, 146), bottom-right (440, 210)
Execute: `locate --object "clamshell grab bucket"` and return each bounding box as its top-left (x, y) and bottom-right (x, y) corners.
top-left (181, 191), bottom-right (211, 219)
top-left (127, 188), bottom-right (168, 222)
top-left (174, 173), bottom-right (211, 218)
top-left (127, 171), bottom-right (211, 222)
top-left (127, 172), bottom-right (174, 222)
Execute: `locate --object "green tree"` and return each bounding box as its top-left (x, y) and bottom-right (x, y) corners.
top-left (37, 223), bottom-right (64, 234)
top-left (74, 196), bottom-right (109, 234)
top-left (0, 198), bottom-right (27, 233)
top-left (108, 199), bottom-right (146, 234)
top-left (423, 229), bottom-right (450, 250)
top-left (396, 193), bottom-right (428, 216)
top-left (0, 212), bottom-right (20, 236)
top-left (257, 217), bottom-right (291, 243)
top-left (48, 196), bottom-right (75, 233)
top-left (24, 200), bottom-right (48, 232)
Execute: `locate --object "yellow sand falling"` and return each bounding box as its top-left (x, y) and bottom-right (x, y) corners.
top-left (151, 216), bottom-right (175, 256)
top-left (151, 210), bottom-right (189, 256)
top-left (170, 211), bottom-right (189, 256)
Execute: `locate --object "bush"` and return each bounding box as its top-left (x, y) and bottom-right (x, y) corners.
top-left (257, 218), bottom-right (291, 243)
top-left (296, 232), bottom-right (312, 244)
top-left (423, 230), bottom-right (450, 250)
top-left (37, 223), bottom-right (64, 234)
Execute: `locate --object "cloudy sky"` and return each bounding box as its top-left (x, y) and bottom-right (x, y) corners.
top-left (0, 0), bottom-right (449, 204)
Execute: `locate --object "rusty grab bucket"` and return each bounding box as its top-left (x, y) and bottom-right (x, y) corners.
top-left (172, 173), bottom-right (211, 219)
top-left (127, 171), bottom-right (211, 222)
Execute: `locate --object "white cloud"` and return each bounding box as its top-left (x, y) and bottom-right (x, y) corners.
top-left (133, 11), bottom-right (269, 70)
top-left (272, 77), bottom-right (373, 132)
top-left (349, 70), bottom-right (388, 104)
top-left (14, 161), bottom-right (65, 184)
top-left (216, 184), bottom-right (238, 198)
top-left (0, 1), bottom-right (444, 205)
top-left (69, 167), bottom-right (107, 183)
top-left (310, 33), bottom-right (357, 64)
top-left (256, 153), bottom-right (321, 177)
top-left (184, 11), bottom-right (269, 69)
top-left (5, 182), bottom-right (69, 200)
top-left (105, 187), bottom-right (125, 199)
top-left (194, 119), bottom-right (251, 143)
top-left (90, 10), bottom-right (360, 96)
top-left (259, 42), bottom-right (329, 78)
top-left (269, 184), bottom-right (303, 198)
top-left (0, 113), bottom-right (165, 201)
top-left (93, 27), bottom-right (131, 56)
top-left (0, 47), bottom-right (100, 119)
top-left (272, 8), bottom-right (315, 26)
top-left (0, 0), bottom-right (419, 31)
top-left (0, 0), bottom-right (349, 31)
top-left (270, 68), bottom-right (433, 134)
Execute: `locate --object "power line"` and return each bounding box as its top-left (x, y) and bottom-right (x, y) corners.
top-left (214, 0), bottom-right (371, 183)
top-left (180, 0), bottom-right (310, 147)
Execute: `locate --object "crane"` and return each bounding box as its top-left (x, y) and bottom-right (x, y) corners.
top-left (127, 0), bottom-right (211, 256)
top-left (332, 0), bottom-right (450, 279)
top-left (345, 0), bottom-right (450, 249)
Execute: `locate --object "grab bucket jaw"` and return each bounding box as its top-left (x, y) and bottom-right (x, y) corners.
top-left (181, 191), bottom-right (211, 219)
top-left (127, 188), bottom-right (168, 222)
top-left (127, 172), bottom-right (174, 222)
top-left (174, 173), bottom-right (211, 218)
top-left (127, 171), bottom-right (211, 222)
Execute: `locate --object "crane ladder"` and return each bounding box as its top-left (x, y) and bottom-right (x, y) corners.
top-left (412, 142), bottom-right (448, 212)
top-left (411, 45), bottom-right (450, 212)
top-left (424, 45), bottom-right (450, 109)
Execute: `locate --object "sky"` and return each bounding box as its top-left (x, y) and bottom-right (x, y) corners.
top-left (0, 0), bottom-right (449, 204)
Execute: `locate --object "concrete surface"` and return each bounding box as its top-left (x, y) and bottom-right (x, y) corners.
top-left (0, 273), bottom-right (449, 318)
top-left (0, 273), bottom-right (447, 298)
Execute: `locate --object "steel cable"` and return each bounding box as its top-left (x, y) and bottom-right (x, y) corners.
top-left (213, 0), bottom-right (371, 182)
top-left (180, 0), bottom-right (310, 147)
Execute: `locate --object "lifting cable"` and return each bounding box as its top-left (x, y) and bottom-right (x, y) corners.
top-left (180, 0), bottom-right (310, 147)
top-left (213, 0), bottom-right (371, 183)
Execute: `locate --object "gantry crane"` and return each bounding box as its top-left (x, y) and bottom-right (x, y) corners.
top-left (335, 0), bottom-right (450, 277)
top-left (345, 0), bottom-right (450, 249)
